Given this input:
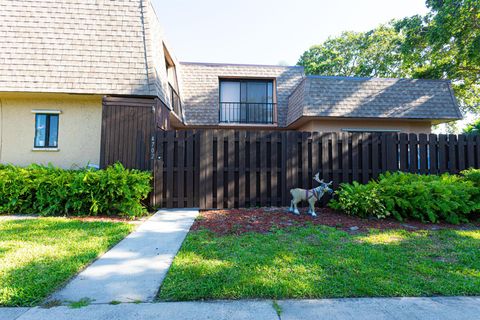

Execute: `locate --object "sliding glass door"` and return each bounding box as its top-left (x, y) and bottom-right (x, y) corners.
top-left (220, 79), bottom-right (274, 124)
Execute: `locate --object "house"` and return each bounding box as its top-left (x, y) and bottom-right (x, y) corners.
top-left (0, 0), bottom-right (462, 169)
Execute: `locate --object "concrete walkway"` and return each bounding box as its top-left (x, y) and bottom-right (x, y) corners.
top-left (2, 297), bottom-right (479, 320)
top-left (51, 209), bottom-right (199, 304)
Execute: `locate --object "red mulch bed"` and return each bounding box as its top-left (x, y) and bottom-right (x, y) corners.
top-left (191, 207), bottom-right (480, 235)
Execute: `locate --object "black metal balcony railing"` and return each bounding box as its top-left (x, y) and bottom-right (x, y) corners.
top-left (219, 102), bottom-right (277, 124)
top-left (169, 83), bottom-right (183, 121)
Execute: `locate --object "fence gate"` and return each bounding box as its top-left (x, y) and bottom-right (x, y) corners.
top-left (153, 130), bottom-right (480, 209)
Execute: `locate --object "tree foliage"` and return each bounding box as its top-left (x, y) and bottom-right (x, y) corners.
top-left (463, 118), bottom-right (480, 134)
top-left (298, 26), bottom-right (404, 78)
top-left (298, 0), bottom-right (480, 114)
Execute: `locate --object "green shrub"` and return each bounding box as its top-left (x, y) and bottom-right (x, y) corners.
top-left (329, 181), bottom-right (388, 219)
top-left (461, 168), bottom-right (480, 187)
top-left (330, 171), bottom-right (480, 224)
top-left (461, 168), bottom-right (480, 208)
top-left (0, 163), bottom-right (152, 218)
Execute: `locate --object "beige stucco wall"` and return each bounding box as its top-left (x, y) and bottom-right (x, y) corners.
top-left (296, 118), bottom-right (432, 134)
top-left (0, 92), bottom-right (102, 168)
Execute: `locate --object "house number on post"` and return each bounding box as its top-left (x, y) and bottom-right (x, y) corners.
top-left (150, 135), bottom-right (155, 160)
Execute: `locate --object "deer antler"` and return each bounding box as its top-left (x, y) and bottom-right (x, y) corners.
top-left (313, 173), bottom-right (322, 184)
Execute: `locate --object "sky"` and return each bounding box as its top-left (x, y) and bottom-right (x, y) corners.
top-left (152, 0), bottom-right (429, 66)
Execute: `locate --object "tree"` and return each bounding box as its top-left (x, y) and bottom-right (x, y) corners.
top-left (298, 26), bottom-right (404, 78)
top-left (463, 118), bottom-right (480, 135)
top-left (298, 0), bottom-right (480, 115)
top-left (395, 0), bottom-right (480, 114)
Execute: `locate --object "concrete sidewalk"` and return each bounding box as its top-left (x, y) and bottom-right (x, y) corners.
top-left (2, 297), bottom-right (479, 320)
top-left (51, 209), bottom-right (199, 304)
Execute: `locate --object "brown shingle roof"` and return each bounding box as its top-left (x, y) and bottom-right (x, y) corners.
top-left (0, 0), bottom-right (175, 106)
top-left (287, 76), bottom-right (462, 126)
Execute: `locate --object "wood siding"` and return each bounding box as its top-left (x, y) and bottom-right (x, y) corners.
top-left (100, 96), bottom-right (170, 170)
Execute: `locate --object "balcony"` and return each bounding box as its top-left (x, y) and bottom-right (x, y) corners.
top-left (219, 102), bottom-right (277, 124)
top-left (169, 83), bottom-right (184, 122)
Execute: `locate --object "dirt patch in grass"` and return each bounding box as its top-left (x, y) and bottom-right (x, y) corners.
top-left (192, 207), bottom-right (480, 235)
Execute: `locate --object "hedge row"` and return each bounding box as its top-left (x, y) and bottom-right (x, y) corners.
top-left (0, 163), bottom-right (152, 218)
top-left (329, 169), bottom-right (480, 224)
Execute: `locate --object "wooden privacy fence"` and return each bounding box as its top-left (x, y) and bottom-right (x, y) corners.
top-left (152, 130), bottom-right (480, 209)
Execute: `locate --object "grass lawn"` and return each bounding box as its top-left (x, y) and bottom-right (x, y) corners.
top-left (0, 218), bottom-right (134, 307)
top-left (158, 225), bottom-right (480, 300)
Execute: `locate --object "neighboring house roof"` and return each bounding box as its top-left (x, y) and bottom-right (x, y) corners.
top-left (286, 76), bottom-right (463, 126)
top-left (0, 0), bottom-right (175, 107)
top-left (179, 62), bottom-right (305, 127)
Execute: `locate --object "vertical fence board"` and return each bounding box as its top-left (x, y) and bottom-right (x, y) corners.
top-left (177, 130), bottom-right (185, 207)
top-left (418, 134), bottom-right (428, 174)
top-left (448, 134), bottom-right (458, 174)
top-left (321, 133), bottom-right (330, 182)
top-left (165, 131), bottom-right (175, 208)
top-left (466, 135), bottom-right (475, 169)
top-left (260, 132), bottom-right (268, 206)
top-left (429, 134), bottom-right (438, 174)
top-left (331, 132), bottom-right (340, 187)
top-left (205, 130), bottom-right (213, 208)
top-left (457, 134), bottom-right (466, 171)
top-left (351, 134), bottom-right (360, 182)
top-left (371, 133), bottom-right (380, 179)
top-left (271, 132), bottom-right (278, 206)
top-left (476, 136), bottom-right (480, 168)
top-left (197, 130), bottom-right (206, 209)
top-left (311, 132), bottom-right (320, 180)
top-left (409, 134), bottom-right (418, 173)
top-left (216, 130), bottom-right (224, 209)
top-left (154, 130), bottom-right (164, 207)
top-left (387, 133), bottom-right (398, 172)
top-left (340, 132), bottom-right (349, 183)
top-left (227, 130), bottom-right (235, 208)
top-left (398, 133), bottom-right (408, 172)
top-left (249, 131), bottom-right (257, 207)
top-left (238, 131), bottom-right (246, 208)
top-left (361, 133), bottom-right (369, 183)
top-left (438, 134), bottom-right (447, 173)
top-left (302, 132), bottom-right (310, 188)
top-left (186, 130), bottom-right (194, 207)
top-left (281, 132), bottom-right (288, 206)
top-left (288, 131), bottom-right (297, 193)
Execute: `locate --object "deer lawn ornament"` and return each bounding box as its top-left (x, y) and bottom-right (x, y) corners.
top-left (289, 173), bottom-right (333, 217)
